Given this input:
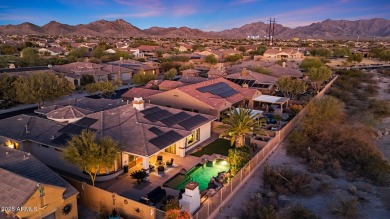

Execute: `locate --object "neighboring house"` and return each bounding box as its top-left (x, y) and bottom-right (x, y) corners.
top-left (38, 47), bottom-right (67, 56)
top-left (52, 62), bottom-right (133, 86)
top-left (109, 60), bottom-right (160, 76)
top-left (176, 44), bottom-right (192, 52)
top-left (122, 87), bottom-right (163, 101)
top-left (105, 48), bottom-right (116, 54)
top-left (128, 48), bottom-right (145, 59)
top-left (207, 68), bottom-right (227, 79)
top-left (0, 100), bottom-right (215, 181)
top-left (265, 63), bottom-right (303, 78)
top-left (146, 77), bottom-right (261, 118)
top-left (158, 80), bottom-right (186, 91)
top-left (0, 147), bottom-right (79, 219)
top-left (181, 69), bottom-right (200, 77)
top-left (225, 68), bottom-right (277, 95)
top-left (263, 47), bottom-right (304, 59)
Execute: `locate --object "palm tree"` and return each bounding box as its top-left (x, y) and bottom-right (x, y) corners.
top-left (217, 107), bottom-right (266, 147)
top-left (130, 170), bottom-right (148, 184)
top-left (62, 130), bottom-right (120, 186)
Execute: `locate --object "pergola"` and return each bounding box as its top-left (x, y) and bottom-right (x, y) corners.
top-left (252, 95), bottom-right (289, 115)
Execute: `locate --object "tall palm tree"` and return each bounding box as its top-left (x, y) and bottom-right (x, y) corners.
top-left (217, 107), bottom-right (266, 147)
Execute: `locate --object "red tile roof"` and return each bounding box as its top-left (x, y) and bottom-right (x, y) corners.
top-left (177, 77), bottom-right (258, 110)
top-left (122, 87), bottom-right (163, 99)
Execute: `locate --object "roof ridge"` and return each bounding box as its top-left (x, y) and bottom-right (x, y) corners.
top-left (134, 111), bottom-right (149, 156)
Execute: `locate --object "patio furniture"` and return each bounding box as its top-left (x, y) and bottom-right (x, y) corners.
top-left (166, 158), bottom-right (174, 167)
top-left (158, 165), bottom-right (165, 173)
top-left (149, 165), bottom-right (155, 172)
top-left (147, 186), bottom-right (166, 205)
top-left (156, 155), bottom-right (164, 166)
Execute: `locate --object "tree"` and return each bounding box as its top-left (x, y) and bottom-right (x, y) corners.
top-left (130, 170), bottom-right (148, 184)
top-left (249, 46), bottom-right (267, 56)
top-left (217, 108), bottom-right (265, 147)
top-left (347, 53), bottom-right (363, 63)
top-left (164, 68), bottom-right (177, 80)
top-left (164, 209), bottom-right (191, 219)
top-left (224, 54), bottom-right (243, 63)
top-left (0, 74), bottom-right (17, 101)
top-left (205, 54), bottom-right (218, 64)
top-left (307, 66), bottom-right (332, 93)
top-left (80, 74), bottom-right (95, 87)
top-left (238, 46), bottom-right (246, 53)
top-left (378, 50), bottom-right (390, 62)
top-left (276, 76), bottom-right (307, 99)
top-left (228, 146), bottom-right (252, 176)
top-left (333, 47), bottom-right (351, 58)
top-left (85, 81), bottom-right (117, 98)
top-left (21, 47), bottom-right (39, 65)
top-left (62, 130), bottom-right (120, 186)
top-left (14, 72), bottom-right (73, 107)
top-left (310, 48), bottom-right (331, 57)
top-left (68, 47), bottom-right (87, 59)
top-left (132, 72), bottom-right (157, 85)
top-left (299, 58), bottom-right (324, 71)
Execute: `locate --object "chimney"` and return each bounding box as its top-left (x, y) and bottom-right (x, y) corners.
top-left (241, 68), bottom-right (248, 77)
top-left (132, 97), bottom-right (145, 111)
top-left (242, 83), bottom-right (248, 88)
top-left (279, 47), bottom-right (282, 51)
top-left (282, 62), bottom-right (286, 68)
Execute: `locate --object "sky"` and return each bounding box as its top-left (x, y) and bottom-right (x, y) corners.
top-left (0, 0), bottom-right (389, 31)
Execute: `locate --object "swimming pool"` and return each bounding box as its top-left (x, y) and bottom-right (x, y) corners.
top-left (164, 159), bottom-right (230, 191)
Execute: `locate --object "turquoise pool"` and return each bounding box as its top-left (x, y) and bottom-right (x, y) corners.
top-left (164, 159), bottom-right (230, 191)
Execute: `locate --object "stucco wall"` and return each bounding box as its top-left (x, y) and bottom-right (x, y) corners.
top-left (185, 122), bottom-right (212, 153)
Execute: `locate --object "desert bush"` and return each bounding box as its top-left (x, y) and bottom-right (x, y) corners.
top-left (331, 197), bottom-right (358, 218)
top-left (290, 205), bottom-right (318, 219)
top-left (368, 99), bottom-right (390, 119)
top-left (263, 165), bottom-right (312, 195)
top-left (242, 193), bottom-right (277, 219)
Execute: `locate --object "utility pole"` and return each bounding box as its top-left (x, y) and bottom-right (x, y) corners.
top-left (267, 17), bottom-right (277, 47)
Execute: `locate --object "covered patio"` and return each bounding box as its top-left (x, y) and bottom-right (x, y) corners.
top-left (252, 95), bottom-right (289, 116)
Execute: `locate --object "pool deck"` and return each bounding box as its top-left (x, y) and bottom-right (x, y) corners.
top-left (95, 134), bottom-right (224, 208)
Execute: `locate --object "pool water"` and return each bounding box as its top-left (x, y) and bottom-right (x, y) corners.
top-left (164, 160), bottom-right (230, 191)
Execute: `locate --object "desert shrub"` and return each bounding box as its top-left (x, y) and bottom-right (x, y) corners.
top-left (368, 99), bottom-right (390, 119)
top-left (331, 197), bottom-right (358, 218)
top-left (290, 205), bottom-right (318, 219)
top-left (242, 193), bottom-right (277, 219)
top-left (263, 165), bottom-right (312, 195)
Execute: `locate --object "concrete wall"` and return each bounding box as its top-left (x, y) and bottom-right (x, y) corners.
top-left (66, 177), bottom-right (157, 219)
top-left (17, 185), bottom-right (78, 219)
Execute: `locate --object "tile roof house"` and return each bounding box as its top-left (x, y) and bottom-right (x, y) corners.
top-left (0, 100), bottom-right (215, 182)
top-left (263, 47), bottom-right (304, 59)
top-left (225, 68), bottom-right (277, 94)
top-left (146, 77), bottom-right (261, 118)
top-left (121, 87), bottom-right (163, 101)
top-left (0, 147), bottom-right (78, 219)
top-left (181, 69), bottom-right (201, 77)
top-left (52, 62), bottom-right (133, 86)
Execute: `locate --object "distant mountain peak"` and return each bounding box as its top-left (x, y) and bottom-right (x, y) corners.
top-left (0, 18), bottom-right (389, 39)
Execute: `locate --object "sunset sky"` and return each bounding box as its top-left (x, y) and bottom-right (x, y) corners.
top-left (1, 0), bottom-right (389, 30)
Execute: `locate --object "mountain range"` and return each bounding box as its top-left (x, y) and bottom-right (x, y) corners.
top-left (1, 18), bottom-right (389, 39)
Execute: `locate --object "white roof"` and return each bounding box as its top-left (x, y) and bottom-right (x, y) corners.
top-left (235, 108), bottom-right (263, 117)
top-left (252, 95), bottom-right (289, 104)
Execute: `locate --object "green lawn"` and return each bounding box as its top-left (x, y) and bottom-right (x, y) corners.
top-left (191, 138), bottom-right (232, 157)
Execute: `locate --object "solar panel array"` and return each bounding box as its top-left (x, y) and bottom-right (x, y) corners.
top-left (143, 109), bottom-right (173, 122)
top-left (178, 115), bottom-right (208, 130)
top-left (74, 117), bottom-right (98, 128)
top-left (149, 130), bottom-right (183, 149)
top-left (141, 107), bottom-right (160, 115)
top-left (226, 78), bottom-right (256, 87)
top-left (226, 78), bottom-right (271, 89)
top-left (148, 127), bottom-right (164, 136)
top-left (160, 112), bottom-right (192, 126)
top-left (58, 123), bottom-right (85, 135)
top-left (52, 133), bottom-right (72, 146)
top-left (197, 82), bottom-right (238, 98)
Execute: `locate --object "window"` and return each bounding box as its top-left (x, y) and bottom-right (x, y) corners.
top-left (92, 153), bottom-right (122, 175)
top-left (186, 128), bottom-right (200, 148)
top-left (165, 144), bottom-right (176, 154)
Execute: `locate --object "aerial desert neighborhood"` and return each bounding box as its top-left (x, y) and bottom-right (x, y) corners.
top-left (0, 0), bottom-right (390, 219)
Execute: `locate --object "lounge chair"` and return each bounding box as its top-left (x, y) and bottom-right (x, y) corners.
top-left (158, 165), bottom-right (165, 173)
top-left (166, 158), bottom-right (174, 167)
top-left (149, 165), bottom-right (155, 172)
top-left (147, 186), bottom-right (166, 205)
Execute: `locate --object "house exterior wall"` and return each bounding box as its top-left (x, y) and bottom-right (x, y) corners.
top-left (148, 90), bottom-right (220, 117)
top-left (185, 122), bottom-right (212, 154)
top-left (16, 185), bottom-right (78, 219)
